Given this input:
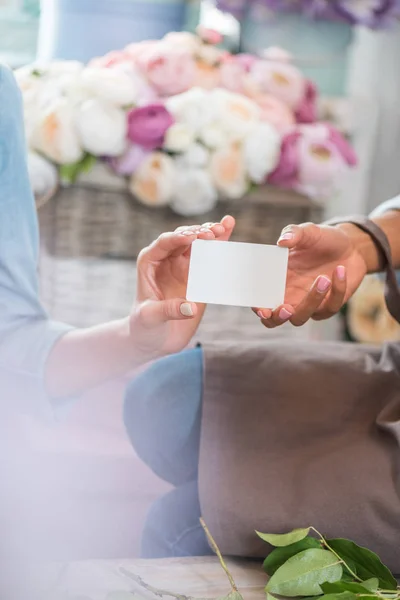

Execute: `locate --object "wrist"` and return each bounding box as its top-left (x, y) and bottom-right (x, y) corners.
top-left (336, 222), bottom-right (384, 274)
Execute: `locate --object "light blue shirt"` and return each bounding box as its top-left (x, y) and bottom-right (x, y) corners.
top-left (0, 64), bottom-right (72, 418)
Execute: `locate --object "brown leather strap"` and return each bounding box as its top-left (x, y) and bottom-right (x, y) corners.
top-left (325, 216), bottom-right (400, 325)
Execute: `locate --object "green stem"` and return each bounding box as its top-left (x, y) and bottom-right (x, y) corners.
top-left (310, 527), bottom-right (363, 583)
top-left (200, 518), bottom-right (238, 592)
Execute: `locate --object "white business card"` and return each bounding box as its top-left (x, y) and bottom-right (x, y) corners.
top-left (186, 239), bottom-right (288, 308)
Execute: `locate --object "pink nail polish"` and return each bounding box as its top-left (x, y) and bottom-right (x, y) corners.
top-left (279, 308), bottom-right (292, 321)
top-left (279, 232), bottom-right (293, 241)
top-left (257, 310), bottom-right (264, 319)
top-left (317, 276), bottom-right (331, 293)
top-left (336, 266), bottom-right (346, 281)
top-left (181, 230), bottom-right (195, 236)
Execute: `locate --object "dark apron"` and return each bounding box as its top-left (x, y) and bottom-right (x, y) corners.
top-left (198, 217), bottom-right (400, 574)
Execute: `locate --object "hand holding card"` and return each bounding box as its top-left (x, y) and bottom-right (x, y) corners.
top-left (186, 240), bottom-right (288, 309)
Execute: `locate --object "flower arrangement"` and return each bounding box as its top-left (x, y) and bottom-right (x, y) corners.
top-left (216, 0), bottom-right (400, 29)
top-left (18, 27), bottom-right (356, 216)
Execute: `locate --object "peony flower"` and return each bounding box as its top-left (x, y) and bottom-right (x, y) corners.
top-left (78, 67), bottom-right (137, 107)
top-left (170, 169), bottom-right (218, 216)
top-left (108, 144), bottom-right (150, 176)
top-left (250, 55), bottom-right (306, 111)
top-left (163, 122), bottom-right (196, 153)
top-left (295, 80), bottom-right (318, 124)
top-left (250, 93), bottom-right (295, 133)
top-left (196, 26), bottom-right (224, 46)
top-left (178, 143), bottom-right (210, 168)
top-left (243, 123), bottom-right (281, 183)
top-left (213, 88), bottom-right (261, 141)
top-left (89, 50), bottom-right (133, 69)
top-left (163, 31), bottom-right (200, 54)
top-left (210, 142), bottom-right (248, 199)
top-left (130, 152), bottom-right (176, 207)
top-left (28, 151), bottom-right (58, 197)
top-left (193, 60), bottom-right (221, 90)
top-left (135, 42), bottom-right (196, 96)
top-left (268, 131), bottom-right (301, 188)
top-left (127, 104), bottom-right (174, 150)
top-left (75, 98), bottom-right (126, 157)
top-left (31, 98), bottom-right (83, 165)
top-left (219, 56), bottom-right (249, 94)
top-left (200, 123), bottom-right (228, 149)
top-left (166, 88), bottom-right (216, 135)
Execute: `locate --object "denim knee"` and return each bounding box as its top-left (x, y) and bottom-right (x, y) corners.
top-left (124, 347), bottom-right (203, 486)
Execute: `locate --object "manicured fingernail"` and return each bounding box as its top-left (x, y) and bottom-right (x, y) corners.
top-left (199, 227), bottom-right (211, 233)
top-left (317, 276), bottom-right (331, 293)
top-left (336, 265), bottom-right (346, 281)
top-left (181, 230), bottom-right (195, 236)
top-left (180, 303), bottom-right (194, 317)
top-left (257, 310), bottom-right (264, 319)
top-left (279, 232), bottom-right (293, 241)
top-left (279, 308), bottom-right (292, 321)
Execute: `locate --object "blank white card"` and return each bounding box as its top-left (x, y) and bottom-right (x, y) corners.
top-left (186, 240), bottom-right (289, 308)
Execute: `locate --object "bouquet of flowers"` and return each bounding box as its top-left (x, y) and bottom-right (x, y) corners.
top-left (215, 0), bottom-right (400, 29)
top-left (18, 27), bottom-right (356, 216)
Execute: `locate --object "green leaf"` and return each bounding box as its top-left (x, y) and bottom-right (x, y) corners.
top-left (264, 538), bottom-right (322, 575)
top-left (59, 154), bottom-right (97, 184)
top-left (361, 579), bottom-right (379, 593)
top-left (266, 548), bottom-right (343, 597)
top-left (321, 593), bottom-right (357, 600)
top-left (257, 527), bottom-right (311, 547)
top-left (321, 582), bottom-right (375, 594)
top-left (327, 539), bottom-right (397, 590)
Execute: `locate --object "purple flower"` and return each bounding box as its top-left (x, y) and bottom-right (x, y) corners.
top-left (108, 144), bottom-right (150, 176)
top-left (267, 130), bottom-right (301, 188)
top-left (127, 104), bottom-right (174, 150)
top-left (332, 0), bottom-right (400, 28)
top-left (215, 0), bottom-right (248, 19)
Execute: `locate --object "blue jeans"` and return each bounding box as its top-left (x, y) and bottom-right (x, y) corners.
top-left (124, 347), bottom-right (211, 558)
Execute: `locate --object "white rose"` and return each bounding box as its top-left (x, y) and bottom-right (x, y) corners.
top-left (27, 151), bottom-right (58, 197)
top-left (178, 143), bottom-right (210, 168)
top-left (166, 88), bottom-right (216, 135)
top-left (243, 123), bottom-right (281, 183)
top-left (78, 67), bottom-right (137, 107)
top-left (31, 98), bottom-right (83, 165)
top-left (212, 88), bottom-right (260, 141)
top-left (210, 142), bottom-right (248, 200)
top-left (75, 98), bottom-right (127, 157)
top-left (163, 123), bottom-right (195, 153)
top-left (130, 152), bottom-right (176, 207)
top-left (170, 169), bottom-right (218, 216)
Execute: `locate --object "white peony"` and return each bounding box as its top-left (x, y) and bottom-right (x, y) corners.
top-left (178, 143), bottom-right (210, 169)
top-left (166, 88), bottom-right (216, 135)
top-left (163, 123), bottom-right (195, 153)
top-left (243, 123), bottom-right (281, 183)
top-left (27, 151), bottom-right (58, 197)
top-left (75, 98), bottom-right (127, 157)
top-left (31, 97), bottom-right (83, 165)
top-left (210, 142), bottom-right (248, 200)
top-left (170, 168), bottom-right (218, 216)
top-left (199, 122), bottom-right (227, 149)
top-left (78, 67), bottom-right (137, 107)
top-left (213, 88), bottom-right (261, 142)
top-left (130, 152), bottom-right (176, 207)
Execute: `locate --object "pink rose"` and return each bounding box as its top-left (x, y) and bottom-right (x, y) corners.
top-left (108, 144), bottom-right (150, 176)
top-left (268, 131), bottom-right (301, 188)
top-left (295, 80), bottom-right (318, 124)
top-left (127, 104), bottom-right (174, 150)
top-left (136, 43), bottom-right (196, 96)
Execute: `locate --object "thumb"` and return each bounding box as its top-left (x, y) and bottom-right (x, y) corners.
top-left (136, 299), bottom-right (198, 328)
top-left (277, 223), bottom-right (321, 250)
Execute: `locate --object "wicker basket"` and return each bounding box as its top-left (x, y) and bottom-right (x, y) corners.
top-left (38, 183), bottom-right (322, 261)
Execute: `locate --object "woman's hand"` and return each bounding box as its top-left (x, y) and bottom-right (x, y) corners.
top-left (130, 215), bottom-right (235, 360)
top-left (254, 222), bottom-right (369, 328)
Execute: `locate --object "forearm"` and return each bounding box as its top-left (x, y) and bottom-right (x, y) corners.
top-left (44, 318), bottom-right (145, 399)
top-left (338, 210), bottom-right (400, 274)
